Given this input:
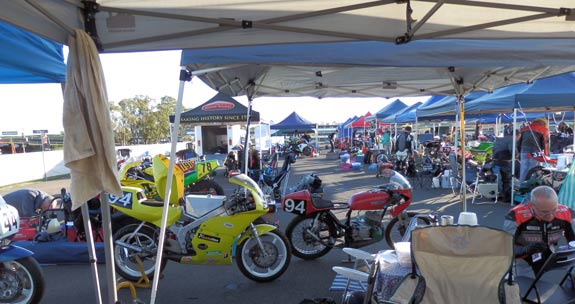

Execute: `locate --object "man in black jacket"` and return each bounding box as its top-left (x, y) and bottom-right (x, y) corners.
top-left (492, 129), bottom-right (518, 203)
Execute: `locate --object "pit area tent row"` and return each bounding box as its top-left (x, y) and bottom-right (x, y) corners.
top-left (5, 1), bottom-right (575, 303)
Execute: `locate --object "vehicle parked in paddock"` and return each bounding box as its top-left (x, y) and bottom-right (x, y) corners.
top-left (282, 164), bottom-right (430, 260)
top-left (110, 155), bottom-right (291, 282)
top-left (0, 195), bottom-right (45, 304)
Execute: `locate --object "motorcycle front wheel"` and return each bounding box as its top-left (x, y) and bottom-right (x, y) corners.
top-left (0, 256), bottom-right (45, 304)
top-left (114, 224), bottom-right (167, 282)
top-left (186, 179), bottom-right (225, 195)
top-left (285, 214), bottom-right (337, 260)
top-left (384, 212), bottom-right (431, 249)
top-left (236, 229), bottom-right (291, 282)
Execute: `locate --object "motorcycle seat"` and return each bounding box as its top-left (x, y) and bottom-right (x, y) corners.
top-left (141, 200), bottom-right (165, 207)
top-left (311, 196), bottom-right (334, 209)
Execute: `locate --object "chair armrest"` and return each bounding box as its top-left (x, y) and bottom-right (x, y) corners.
top-left (343, 247), bottom-right (376, 261)
top-left (332, 266), bottom-right (369, 282)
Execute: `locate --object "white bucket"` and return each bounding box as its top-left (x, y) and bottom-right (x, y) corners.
top-left (432, 177), bottom-right (440, 188)
top-left (458, 212), bottom-right (478, 226)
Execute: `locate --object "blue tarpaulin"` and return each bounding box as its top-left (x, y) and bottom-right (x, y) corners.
top-left (0, 21), bottom-right (65, 84)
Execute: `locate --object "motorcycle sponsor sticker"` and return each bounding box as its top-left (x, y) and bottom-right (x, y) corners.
top-left (198, 233), bottom-right (221, 243)
top-left (177, 159), bottom-right (196, 173)
top-left (206, 250), bottom-right (222, 256)
top-left (223, 223), bottom-right (233, 228)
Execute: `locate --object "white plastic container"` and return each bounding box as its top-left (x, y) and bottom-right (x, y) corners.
top-left (184, 194), bottom-right (226, 218)
top-left (394, 242), bottom-right (412, 268)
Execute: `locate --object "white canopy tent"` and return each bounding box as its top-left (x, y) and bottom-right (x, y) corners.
top-left (3, 1), bottom-right (575, 304)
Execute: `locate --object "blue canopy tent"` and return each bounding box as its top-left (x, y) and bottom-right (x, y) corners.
top-left (338, 116), bottom-right (357, 142)
top-left (369, 99), bottom-right (408, 121)
top-left (271, 111), bottom-right (316, 133)
top-left (0, 21), bottom-right (65, 84)
top-left (381, 102), bottom-right (422, 124)
top-left (465, 72), bottom-right (575, 114)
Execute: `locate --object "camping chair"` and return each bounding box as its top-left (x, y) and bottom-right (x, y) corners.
top-left (448, 152), bottom-right (476, 198)
top-left (331, 248), bottom-right (378, 304)
top-left (515, 248), bottom-right (575, 303)
top-left (380, 225), bottom-right (520, 304)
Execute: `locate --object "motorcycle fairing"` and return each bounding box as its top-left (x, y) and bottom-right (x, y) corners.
top-left (190, 213), bottom-right (269, 265)
top-left (110, 187), bottom-right (182, 227)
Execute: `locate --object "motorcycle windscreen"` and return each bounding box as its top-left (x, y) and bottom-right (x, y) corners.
top-left (152, 154), bottom-right (185, 204)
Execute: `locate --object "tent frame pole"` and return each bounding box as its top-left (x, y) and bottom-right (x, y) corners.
top-left (511, 108), bottom-right (518, 206)
top-left (149, 68), bottom-right (190, 304)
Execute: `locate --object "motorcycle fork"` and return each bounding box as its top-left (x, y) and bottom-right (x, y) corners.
top-left (249, 223), bottom-right (269, 257)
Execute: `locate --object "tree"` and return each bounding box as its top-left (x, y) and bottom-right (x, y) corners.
top-left (110, 95), bottom-right (184, 145)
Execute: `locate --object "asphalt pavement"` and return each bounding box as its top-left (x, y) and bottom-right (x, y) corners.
top-left (0, 154), bottom-right (515, 304)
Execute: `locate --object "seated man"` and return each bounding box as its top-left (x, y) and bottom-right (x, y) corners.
top-left (503, 185), bottom-right (575, 274)
top-left (3, 188), bottom-right (54, 218)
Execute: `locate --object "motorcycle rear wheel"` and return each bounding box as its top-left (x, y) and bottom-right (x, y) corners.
top-left (384, 212), bottom-right (431, 249)
top-left (236, 229), bottom-right (291, 282)
top-left (285, 214), bottom-right (337, 260)
top-left (0, 256), bottom-right (45, 304)
top-left (186, 179), bottom-right (225, 195)
top-left (114, 224), bottom-right (167, 282)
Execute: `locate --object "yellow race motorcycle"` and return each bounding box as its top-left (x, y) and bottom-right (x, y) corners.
top-left (118, 154), bottom-right (224, 199)
top-left (110, 154), bottom-right (291, 282)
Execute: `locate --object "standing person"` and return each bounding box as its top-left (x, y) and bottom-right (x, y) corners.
top-left (3, 188), bottom-right (54, 218)
top-left (381, 128), bottom-right (391, 155)
top-left (503, 185), bottom-right (575, 274)
top-left (328, 130), bottom-right (338, 153)
top-left (392, 126), bottom-right (416, 157)
top-left (518, 118), bottom-right (548, 183)
top-left (491, 128), bottom-right (518, 203)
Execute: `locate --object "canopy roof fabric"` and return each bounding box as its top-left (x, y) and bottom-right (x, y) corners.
top-left (382, 102), bottom-right (423, 124)
top-left (171, 92), bottom-right (259, 124)
top-left (465, 72), bottom-right (575, 114)
top-left (271, 111), bottom-right (316, 132)
top-left (4, 1), bottom-right (575, 53)
top-left (184, 39), bottom-right (575, 99)
top-left (416, 91), bottom-right (488, 118)
top-left (0, 21), bottom-right (65, 84)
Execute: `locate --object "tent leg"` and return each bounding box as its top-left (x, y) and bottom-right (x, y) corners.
top-left (100, 193), bottom-right (118, 304)
top-left (81, 202), bottom-right (103, 304)
top-left (511, 109), bottom-right (518, 206)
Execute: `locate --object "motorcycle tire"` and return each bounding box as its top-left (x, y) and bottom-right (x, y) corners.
top-left (186, 179), bottom-right (225, 195)
top-left (113, 224), bottom-right (167, 282)
top-left (0, 256), bottom-right (45, 304)
top-left (302, 146), bottom-right (312, 157)
top-left (236, 228), bottom-right (291, 282)
top-left (384, 212), bottom-right (431, 249)
top-left (285, 214), bottom-right (337, 260)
